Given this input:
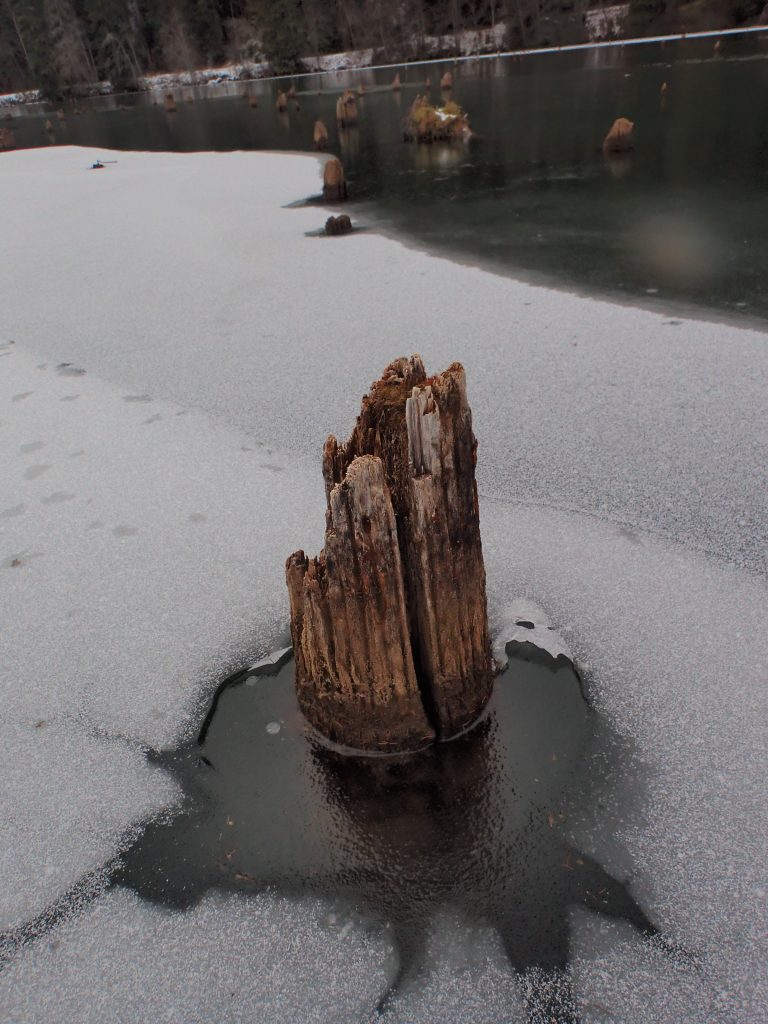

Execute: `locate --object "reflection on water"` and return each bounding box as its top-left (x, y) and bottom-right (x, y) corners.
top-left (9, 36), bottom-right (768, 318)
top-left (115, 646), bottom-right (661, 1021)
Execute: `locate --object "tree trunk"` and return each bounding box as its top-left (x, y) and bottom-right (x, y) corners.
top-left (286, 355), bottom-right (494, 752)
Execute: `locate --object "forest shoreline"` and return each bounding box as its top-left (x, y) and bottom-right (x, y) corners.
top-left (2, 22), bottom-right (766, 110)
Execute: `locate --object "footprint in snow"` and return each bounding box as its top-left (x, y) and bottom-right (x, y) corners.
top-left (113, 525), bottom-right (139, 537)
top-left (1, 503), bottom-right (26, 519)
top-left (41, 492), bottom-right (76, 504)
top-left (24, 464), bottom-right (52, 480)
top-left (20, 441), bottom-right (45, 454)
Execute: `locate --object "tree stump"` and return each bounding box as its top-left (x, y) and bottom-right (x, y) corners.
top-left (322, 158), bottom-right (347, 201)
top-left (325, 214), bottom-right (352, 235)
top-left (603, 117), bottom-right (634, 153)
top-left (313, 119), bottom-right (328, 149)
top-left (336, 90), bottom-right (358, 127)
top-left (286, 356), bottom-right (493, 752)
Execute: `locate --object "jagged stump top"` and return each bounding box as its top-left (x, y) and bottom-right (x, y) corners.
top-left (286, 355), bottom-right (493, 752)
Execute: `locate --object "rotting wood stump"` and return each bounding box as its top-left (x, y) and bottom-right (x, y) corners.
top-left (603, 117), bottom-right (634, 153)
top-left (286, 355), bottom-right (494, 752)
top-left (313, 119), bottom-right (328, 149)
top-left (322, 157), bottom-right (347, 201)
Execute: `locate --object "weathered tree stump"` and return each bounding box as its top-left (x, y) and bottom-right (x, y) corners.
top-left (0, 127), bottom-right (15, 150)
top-left (164, 93), bottom-right (176, 113)
top-left (276, 90), bottom-right (288, 112)
top-left (392, 73), bottom-right (402, 91)
top-left (440, 71), bottom-right (453, 89)
top-left (325, 214), bottom-right (352, 235)
top-left (322, 157), bottom-right (347, 201)
top-left (603, 117), bottom-right (634, 153)
top-left (286, 356), bottom-right (494, 752)
top-left (313, 119), bottom-right (329, 149)
top-left (336, 89), bottom-right (358, 127)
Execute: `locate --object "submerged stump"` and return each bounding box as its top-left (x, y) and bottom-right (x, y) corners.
top-left (336, 90), bottom-right (358, 127)
top-left (322, 157), bottom-right (347, 201)
top-left (313, 119), bottom-right (329, 149)
top-left (403, 97), bottom-right (470, 143)
top-left (325, 214), bottom-right (352, 235)
top-left (603, 117), bottom-right (634, 153)
top-left (286, 356), bottom-right (494, 752)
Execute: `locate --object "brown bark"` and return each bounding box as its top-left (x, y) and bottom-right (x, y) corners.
top-left (286, 456), bottom-right (434, 752)
top-left (286, 356), bottom-right (493, 752)
top-left (322, 158), bottom-right (347, 201)
top-left (603, 117), bottom-right (634, 153)
top-left (313, 119), bottom-right (328, 149)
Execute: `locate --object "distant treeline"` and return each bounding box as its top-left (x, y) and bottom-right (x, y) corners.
top-left (1, 1), bottom-right (766, 98)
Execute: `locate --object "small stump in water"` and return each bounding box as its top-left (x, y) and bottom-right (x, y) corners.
top-left (0, 126), bottom-right (15, 150)
top-left (392, 73), bottom-right (402, 91)
top-left (322, 157), bottom-right (347, 201)
top-left (325, 214), bottom-right (352, 235)
top-left (603, 117), bottom-right (634, 153)
top-left (440, 70), bottom-right (453, 89)
top-left (336, 89), bottom-right (358, 127)
top-left (164, 93), bottom-right (176, 113)
top-left (313, 119), bottom-right (328, 149)
top-left (286, 355), bottom-right (494, 752)
top-left (403, 97), bottom-right (471, 143)
top-left (276, 90), bottom-right (288, 112)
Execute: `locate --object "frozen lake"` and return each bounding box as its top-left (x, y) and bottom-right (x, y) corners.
top-left (7, 35), bottom-right (768, 321)
top-left (0, 143), bottom-right (766, 1023)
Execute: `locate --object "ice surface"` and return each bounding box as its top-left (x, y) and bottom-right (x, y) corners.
top-left (492, 597), bottom-right (575, 668)
top-left (0, 889), bottom-right (389, 1023)
top-left (0, 147), bottom-right (765, 572)
top-left (482, 499), bottom-right (768, 1023)
top-left (0, 343), bottom-right (322, 927)
top-left (1, 148), bottom-right (766, 1021)
top-left (0, 719), bottom-right (178, 933)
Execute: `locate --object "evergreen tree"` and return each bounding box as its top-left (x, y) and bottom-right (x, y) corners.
top-left (45, 0), bottom-right (96, 89)
top-left (7, 0), bottom-right (60, 95)
top-left (247, 0), bottom-right (306, 72)
top-left (187, 0), bottom-right (224, 65)
top-left (81, 0), bottom-right (143, 88)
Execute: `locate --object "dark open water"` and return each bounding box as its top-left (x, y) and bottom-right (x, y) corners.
top-left (114, 645), bottom-right (658, 1022)
top-left (6, 35), bottom-right (768, 321)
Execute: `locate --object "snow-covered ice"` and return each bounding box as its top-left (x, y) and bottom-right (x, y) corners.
top-left (1, 146), bottom-right (766, 1021)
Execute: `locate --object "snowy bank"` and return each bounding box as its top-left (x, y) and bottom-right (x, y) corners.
top-left (0, 146), bottom-right (766, 1022)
